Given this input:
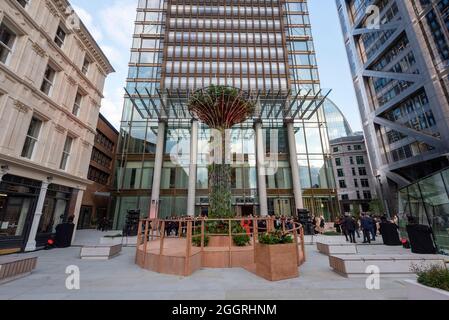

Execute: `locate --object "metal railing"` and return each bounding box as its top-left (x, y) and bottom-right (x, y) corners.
top-left (136, 216), bottom-right (306, 271)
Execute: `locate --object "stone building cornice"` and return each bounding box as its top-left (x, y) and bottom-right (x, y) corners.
top-left (48, 0), bottom-right (115, 75)
top-left (7, 0), bottom-right (114, 98)
top-left (0, 62), bottom-right (97, 135)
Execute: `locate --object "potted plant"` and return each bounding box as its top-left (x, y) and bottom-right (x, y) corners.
top-left (255, 231), bottom-right (299, 281)
top-left (404, 264), bottom-right (449, 300)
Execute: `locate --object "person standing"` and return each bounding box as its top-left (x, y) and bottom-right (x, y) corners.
top-left (319, 216), bottom-right (325, 234)
top-left (392, 214), bottom-right (399, 226)
top-left (345, 215), bottom-right (357, 244)
top-left (369, 215), bottom-right (377, 241)
top-left (354, 215), bottom-right (361, 239)
top-left (340, 215), bottom-right (349, 242)
top-left (361, 214), bottom-right (372, 244)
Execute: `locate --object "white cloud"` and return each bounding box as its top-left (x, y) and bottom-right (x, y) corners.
top-left (100, 1), bottom-right (136, 49)
top-left (101, 87), bottom-right (124, 130)
top-left (70, 0), bottom-right (137, 130)
top-left (72, 5), bottom-right (103, 42)
top-left (100, 45), bottom-right (124, 67)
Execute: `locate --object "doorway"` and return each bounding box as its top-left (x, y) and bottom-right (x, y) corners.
top-left (240, 205), bottom-right (254, 217)
top-left (78, 206), bottom-right (92, 230)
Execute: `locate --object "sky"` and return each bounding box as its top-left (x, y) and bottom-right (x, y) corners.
top-left (70, 0), bottom-right (362, 132)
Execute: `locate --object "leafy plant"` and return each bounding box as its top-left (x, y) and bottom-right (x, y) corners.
top-left (369, 199), bottom-right (384, 215)
top-left (192, 234), bottom-right (209, 247)
top-left (259, 230), bottom-right (294, 245)
top-left (351, 205), bottom-right (361, 218)
top-left (205, 220), bottom-right (229, 234)
top-left (232, 223), bottom-right (251, 247)
top-left (411, 264), bottom-right (449, 292)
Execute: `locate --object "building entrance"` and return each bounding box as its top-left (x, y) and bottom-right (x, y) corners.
top-left (240, 205), bottom-right (254, 217)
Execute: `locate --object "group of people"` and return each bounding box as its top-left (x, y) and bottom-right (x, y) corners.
top-left (335, 213), bottom-right (399, 244)
top-left (152, 214), bottom-right (301, 238)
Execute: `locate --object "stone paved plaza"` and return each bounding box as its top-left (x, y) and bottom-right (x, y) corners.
top-left (0, 231), bottom-right (423, 300)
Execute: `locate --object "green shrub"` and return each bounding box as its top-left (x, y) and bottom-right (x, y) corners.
top-left (259, 231), bottom-right (294, 245)
top-left (205, 220), bottom-right (229, 234)
top-left (411, 264), bottom-right (449, 292)
top-left (192, 234), bottom-right (209, 247)
top-left (232, 222), bottom-right (251, 246)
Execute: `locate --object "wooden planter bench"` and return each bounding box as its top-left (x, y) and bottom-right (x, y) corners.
top-left (0, 254), bottom-right (38, 285)
top-left (80, 244), bottom-right (122, 260)
top-left (329, 254), bottom-right (446, 278)
top-left (317, 241), bottom-right (357, 255)
top-left (254, 243), bottom-right (299, 281)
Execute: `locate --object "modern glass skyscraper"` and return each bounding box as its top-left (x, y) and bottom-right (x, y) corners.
top-left (337, 0), bottom-right (449, 214)
top-left (113, 0), bottom-right (339, 229)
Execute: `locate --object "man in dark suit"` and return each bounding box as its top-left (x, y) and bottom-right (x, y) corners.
top-left (361, 213), bottom-right (372, 244)
top-left (343, 215), bottom-right (357, 243)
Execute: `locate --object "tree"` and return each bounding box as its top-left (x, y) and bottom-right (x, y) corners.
top-left (351, 205), bottom-right (361, 219)
top-left (369, 199), bottom-right (385, 215)
top-left (188, 85), bottom-right (255, 218)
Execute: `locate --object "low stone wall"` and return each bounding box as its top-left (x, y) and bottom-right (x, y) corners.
top-left (0, 255), bottom-right (37, 284)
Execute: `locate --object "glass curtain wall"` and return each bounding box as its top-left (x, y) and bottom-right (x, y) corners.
top-left (399, 169), bottom-right (449, 255)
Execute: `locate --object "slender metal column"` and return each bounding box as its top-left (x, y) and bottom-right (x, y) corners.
top-left (149, 121), bottom-right (166, 218)
top-left (255, 121), bottom-right (268, 216)
top-left (187, 120), bottom-right (198, 217)
top-left (25, 179), bottom-right (50, 252)
top-left (287, 121), bottom-right (304, 211)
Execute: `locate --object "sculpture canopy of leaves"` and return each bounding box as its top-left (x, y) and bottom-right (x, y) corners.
top-left (188, 85), bottom-right (256, 131)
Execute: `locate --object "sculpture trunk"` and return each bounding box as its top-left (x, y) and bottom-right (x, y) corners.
top-left (209, 129), bottom-right (232, 218)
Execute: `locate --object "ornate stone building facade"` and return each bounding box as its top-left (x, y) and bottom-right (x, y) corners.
top-left (0, 0), bottom-right (114, 253)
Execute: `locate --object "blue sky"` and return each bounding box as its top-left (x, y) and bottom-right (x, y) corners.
top-left (70, 0), bottom-right (362, 131)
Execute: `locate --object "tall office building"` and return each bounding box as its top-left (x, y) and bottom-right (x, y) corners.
top-left (336, 0), bottom-right (449, 215)
top-left (113, 0), bottom-right (340, 228)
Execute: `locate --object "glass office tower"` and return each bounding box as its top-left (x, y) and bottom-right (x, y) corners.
top-left (337, 0), bottom-right (449, 253)
top-left (113, 0), bottom-right (339, 229)
top-left (337, 0), bottom-right (449, 216)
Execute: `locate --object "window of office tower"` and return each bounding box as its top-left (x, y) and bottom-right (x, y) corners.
top-left (164, 1), bottom-right (288, 92)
